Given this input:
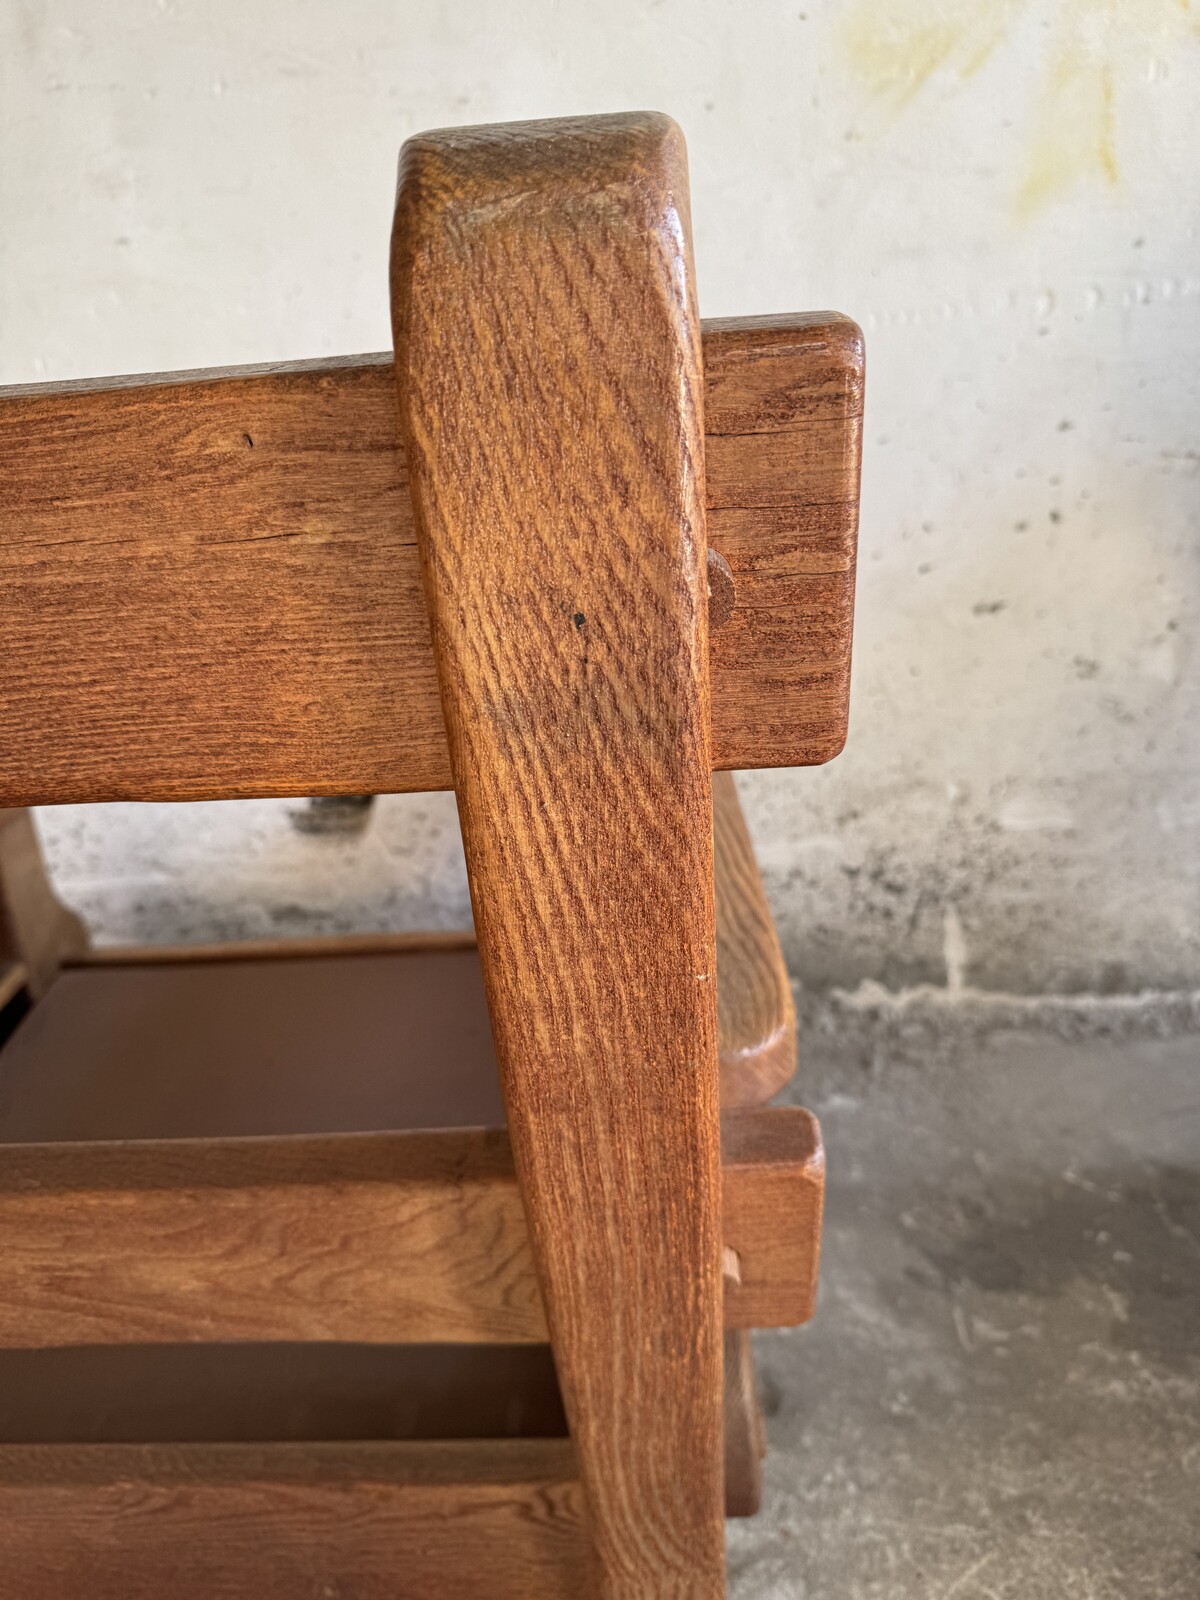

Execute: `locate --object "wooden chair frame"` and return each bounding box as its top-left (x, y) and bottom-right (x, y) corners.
top-left (0, 113), bottom-right (861, 1598)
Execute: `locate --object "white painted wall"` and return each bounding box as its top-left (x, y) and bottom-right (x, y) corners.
top-left (3, 1), bottom-right (1197, 995)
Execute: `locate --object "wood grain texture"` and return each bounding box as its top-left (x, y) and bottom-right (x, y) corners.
top-left (721, 1105), bottom-right (825, 1328)
top-left (0, 1129), bottom-right (538, 1348)
top-left (713, 772), bottom-right (797, 1105)
top-left (0, 1439), bottom-right (587, 1600)
top-left (392, 112), bottom-right (725, 1598)
top-left (704, 312), bottom-right (861, 771)
top-left (0, 810), bottom-right (87, 997)
top-left (0, 323), bottom-right (861, 808)
top-left (0, 1110), bottom-right (822, 1349)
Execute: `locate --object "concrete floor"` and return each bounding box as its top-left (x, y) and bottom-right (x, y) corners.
top-left (729, 993), bottom-right (1200, 1599)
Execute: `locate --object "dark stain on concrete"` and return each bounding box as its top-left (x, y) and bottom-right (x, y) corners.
top-left (727, 1006), bottom-right (1200, 1599)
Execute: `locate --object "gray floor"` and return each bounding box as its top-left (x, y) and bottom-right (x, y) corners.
top-left (729, 993), bottom-right (1200, 1599)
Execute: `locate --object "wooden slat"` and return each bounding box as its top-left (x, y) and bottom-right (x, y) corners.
top-left (721, 1106), bottom-right (824, 1328)
top-left (0, 1439), bottom-right (586, 1600)
top-left (0, 317), bottom-right (861, 807)
top-left (0, 1108), bottom-right (822, 1349)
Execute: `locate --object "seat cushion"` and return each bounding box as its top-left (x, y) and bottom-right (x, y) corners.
top-left (0, 1343), bottom-right (565, 1445)
top-left (0, 947), bottom-right (505, 1142)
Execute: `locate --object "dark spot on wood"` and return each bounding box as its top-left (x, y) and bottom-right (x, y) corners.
top-left (573, 612), bottom-right (585, 630)
top-left (243, 433), bottom-right (254, 449)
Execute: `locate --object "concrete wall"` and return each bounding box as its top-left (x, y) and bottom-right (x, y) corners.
top-left (4, 1), bottom-right (1197, 996)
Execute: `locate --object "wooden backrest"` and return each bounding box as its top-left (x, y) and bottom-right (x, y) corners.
top-left (0, 330), bottom-right (860, 810)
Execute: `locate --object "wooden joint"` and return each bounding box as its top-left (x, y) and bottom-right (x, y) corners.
top-left (0, 313), bottom-right (862, 806)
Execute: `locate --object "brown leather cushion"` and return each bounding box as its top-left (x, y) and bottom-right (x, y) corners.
top-left (0, 1343), bottom-right (565, 1446)
top-left (0, 949), bottom-right (505, 1143)
top-left (0, 949), bottom-right (565, 1448)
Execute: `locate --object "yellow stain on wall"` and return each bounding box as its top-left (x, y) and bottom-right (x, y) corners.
top-left (841, 0), bottom-right (1020, 106)
top-left (1017, 52), bottom-right (1117, 217)
top-left (841, 0), bottom-right (1196, 215)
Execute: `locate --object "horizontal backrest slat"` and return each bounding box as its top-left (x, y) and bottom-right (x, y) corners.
top-left (0, 314), bottom-right (861, 804)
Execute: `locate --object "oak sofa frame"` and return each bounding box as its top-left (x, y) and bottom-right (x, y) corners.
top-left (0, 113), bottom-right (861, 1599)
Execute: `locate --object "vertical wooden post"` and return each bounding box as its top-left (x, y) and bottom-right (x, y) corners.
top-left (0, 809), bottom-right (87, 998)
top-left (391, 114), bottom-right (725, 1597)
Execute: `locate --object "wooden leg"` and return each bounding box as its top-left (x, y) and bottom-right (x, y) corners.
top-left (0, 808), bottom-right (87, 998)
top-left (723, 1331), bottom-right (766, 1518)
top-left (393, 115), bottom-right (725, 1598)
